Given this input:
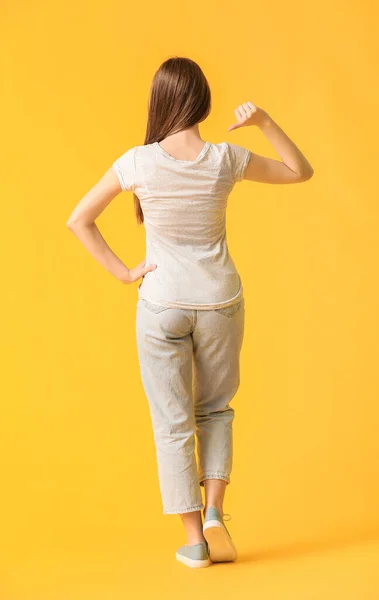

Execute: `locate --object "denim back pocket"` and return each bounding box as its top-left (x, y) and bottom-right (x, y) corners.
top-left (212, 298), bottom-right (243, 318)
top-left (140, 299), bottom-right (170, 314)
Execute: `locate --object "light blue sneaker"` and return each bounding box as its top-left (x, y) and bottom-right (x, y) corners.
top-left (203, 507), bottom-right (237, 562)
top-left (175, 541), bottom-right (211, 568)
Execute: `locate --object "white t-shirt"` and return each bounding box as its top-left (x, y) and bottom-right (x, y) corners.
top-left (112, 140), bottom-right (251, 310)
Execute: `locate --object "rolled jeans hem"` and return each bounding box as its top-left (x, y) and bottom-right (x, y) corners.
top-left (199, 473), bottom-right (231, 487)
top-left (163, 503), bottom-right (204, 515)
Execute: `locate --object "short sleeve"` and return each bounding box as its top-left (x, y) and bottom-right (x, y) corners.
top-left (112, 146), bottom-right (136, 191)
top-left (227, 142), bottom-right (251, 183)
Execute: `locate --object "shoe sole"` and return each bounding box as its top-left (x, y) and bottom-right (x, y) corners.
top-left (175, 553), bottom-right (211, 568)
top-left (203, 520), bottom-right (237, 562)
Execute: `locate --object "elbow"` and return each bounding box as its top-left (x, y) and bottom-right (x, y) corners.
top-left (66, 218), bottom-right (76, 231)
top-left (66, 215), bottom-right (91, 230)
top-left (298, 167), bottom-right (314, 182)
top-left (66, 217), bottom-right (83, 231)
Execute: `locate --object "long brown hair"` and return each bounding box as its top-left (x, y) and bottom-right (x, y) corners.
top-left (133, 56), bottom-right (211, 225)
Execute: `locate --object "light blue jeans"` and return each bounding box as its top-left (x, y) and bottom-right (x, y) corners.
top-left (135, 296), bottom-right (245, 514)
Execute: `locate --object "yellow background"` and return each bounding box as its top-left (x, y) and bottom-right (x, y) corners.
top-left (1, 0), bottom-right (378, 598)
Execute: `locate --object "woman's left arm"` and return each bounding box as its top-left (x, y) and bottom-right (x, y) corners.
top-left (66, 167), bottom-right (156, 284)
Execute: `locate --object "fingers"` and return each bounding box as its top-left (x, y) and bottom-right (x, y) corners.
top-left (228, 101), bottom-right (254, 131)
top-left (235, 106), bottom-right (245, 121)
top-left (143, 264), bottom-right (157, 276)
top-left (239, 102), bottom-right (253, 118)
top-left (242, 102), bottom-right (253, 116)
top-left (228, 101), bottom-right (257, 131)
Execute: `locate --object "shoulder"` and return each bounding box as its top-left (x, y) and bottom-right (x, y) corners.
top-left (112, 146), bottom-right (140, 191)
top-left (217, 141), bottom-right (251, 183)
top-left (112, 143), bottom-right (158, 191)
top-left (206, 141), bottom-right (230, 162)
top-left (114, 143), bottom-right (155, 159)
top-left (211, 141), bottom-right (249, 159)
top-left (128, 143), bottom-right (158, 163)
top-left (223, 141), bottom-right (250, 157)
top-left (112, 143), bottom-right (155, 170)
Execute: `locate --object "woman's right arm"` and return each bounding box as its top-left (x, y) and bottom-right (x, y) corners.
top-left (229, 102), bottom-right (314, 184)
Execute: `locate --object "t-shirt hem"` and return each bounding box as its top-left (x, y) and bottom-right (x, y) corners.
top-left (112, 162), bottom-right (126, 190)
top-left (137, 280), bottom-right (244, 310)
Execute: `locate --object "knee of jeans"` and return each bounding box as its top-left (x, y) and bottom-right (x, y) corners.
top-left (154, 428), bottom-right (196, 449)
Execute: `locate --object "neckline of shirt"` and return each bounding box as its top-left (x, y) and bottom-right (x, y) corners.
top-left (154, 141), bottom-right (211, 164)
